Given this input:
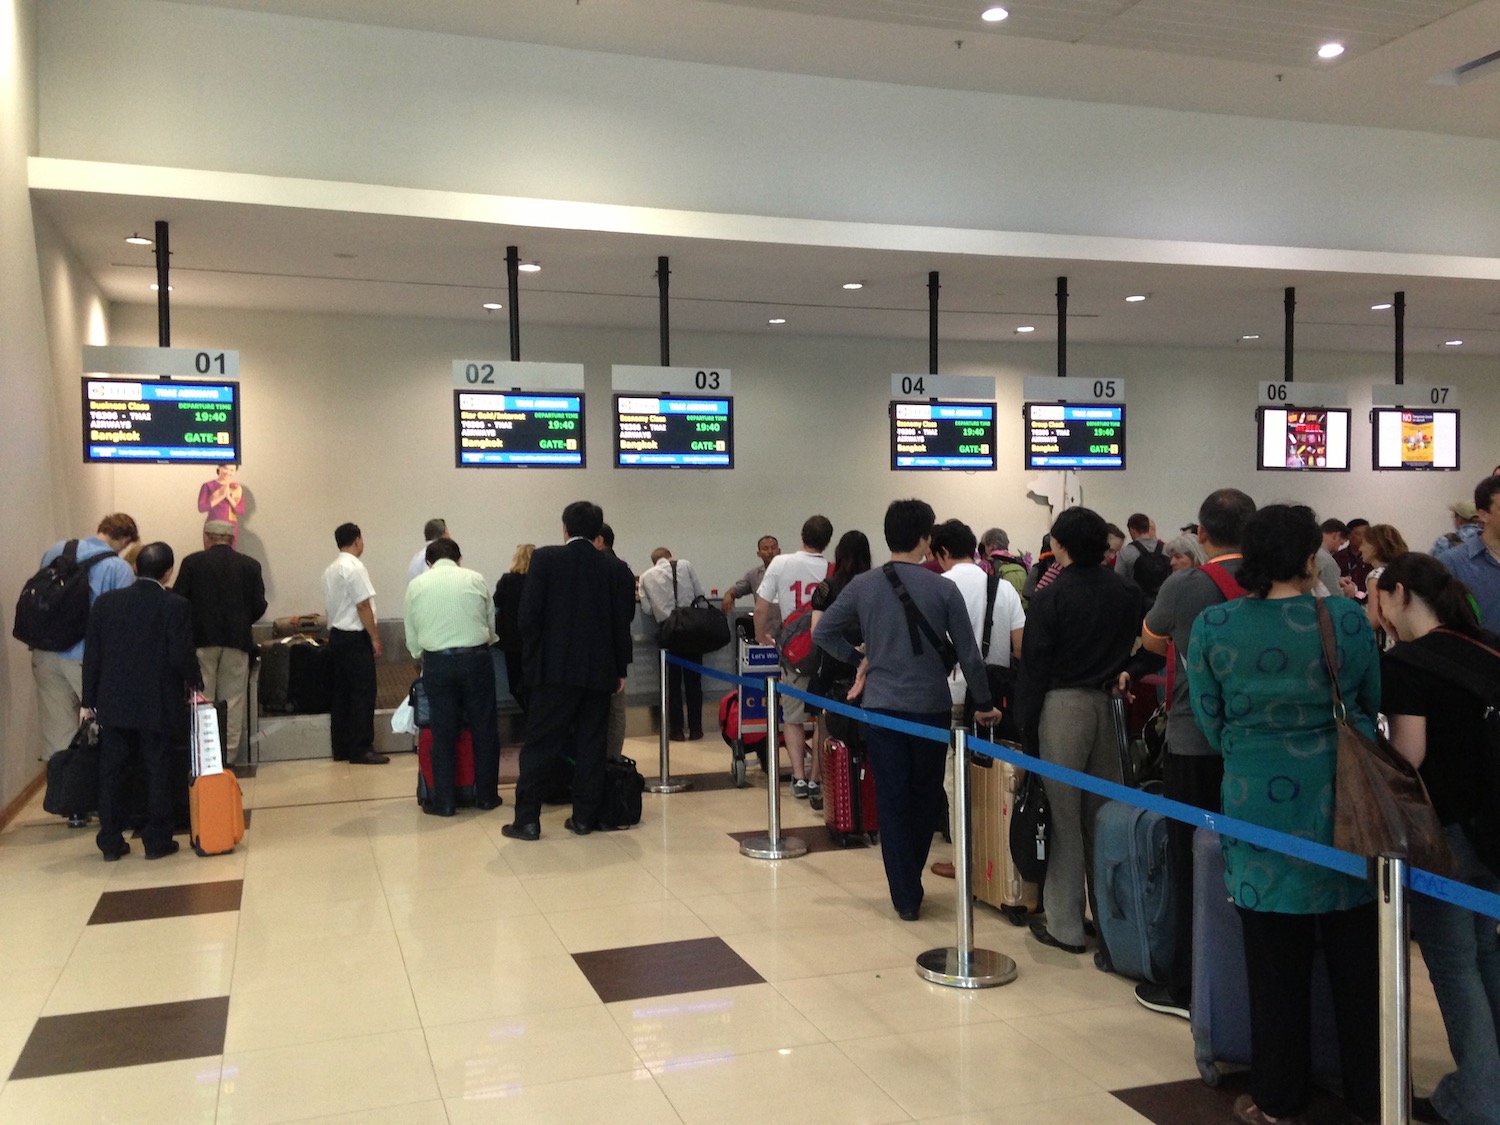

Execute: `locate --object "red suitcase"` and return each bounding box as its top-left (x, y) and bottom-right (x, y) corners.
top-left (416, 729), bottom-right (477, 807)
top-left (822, 736), bottom-right (878, 847)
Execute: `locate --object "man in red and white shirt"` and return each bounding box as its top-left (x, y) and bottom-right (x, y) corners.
top-left (753, 514), bottom-right (834, 800)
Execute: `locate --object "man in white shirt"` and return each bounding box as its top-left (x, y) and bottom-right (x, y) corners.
top-left (407, 518), bottom-right (448, 584)
top-left (930, 518), bottom-right (1025, 876)
top-left (323, 522), bottom-right (388, 765)
top-left (638, 548), bottom-right (707, 739)
top-left (753, 514), bottom-right (834, 800)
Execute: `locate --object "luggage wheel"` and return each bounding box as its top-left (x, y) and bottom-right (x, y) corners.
top-left (731, 757), bottom-right (747, 788)
top-left (1197, 1061), bottom-right (1222, 1088)
top-left (828, 828), bottom-right (850, 847)
top-left (865, 831), bottom-right (877, 845)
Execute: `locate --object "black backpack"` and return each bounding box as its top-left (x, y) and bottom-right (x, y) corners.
top-left (12, 541), bottom-right (114, 652)
top-left (1131, 541), bottom-right (1173, 603)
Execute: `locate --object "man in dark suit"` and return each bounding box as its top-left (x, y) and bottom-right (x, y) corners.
top-left (81, 542), bottom-right (203, 861)
top-left (502, 501), bottom-right (633, 840)
top-left (172, 519), bottom-right (268, 766)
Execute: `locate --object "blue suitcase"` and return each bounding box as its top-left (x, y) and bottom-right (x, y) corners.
top-left (1191, 827), bottom-right (1341, 1085)
top-left (1093, 690), bottom-right (1174, 982)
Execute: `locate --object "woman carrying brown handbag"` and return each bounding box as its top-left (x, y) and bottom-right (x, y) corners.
top-left (1376, 551), bottom-right (1500, 1125)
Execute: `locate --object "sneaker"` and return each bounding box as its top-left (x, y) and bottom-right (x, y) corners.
top-left (809, 791), bottom-right (824, 811)
top-left (806, 781), bottom-right (822, 800)
top-left (1134, 981), bottom-right (1189, 1020)
top-left (791, 779), bottom-right (810, 799)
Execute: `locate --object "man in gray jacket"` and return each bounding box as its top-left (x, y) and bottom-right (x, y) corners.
top-left (813, 499), bottom-right (1001, 922)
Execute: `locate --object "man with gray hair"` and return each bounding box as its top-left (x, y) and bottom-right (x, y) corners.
top-left (980, 528), bottom-right (1028, 604)
top-left (172, 520), bottom-right (268, 766)
top-left (407, 518), bottom-right (449, 584)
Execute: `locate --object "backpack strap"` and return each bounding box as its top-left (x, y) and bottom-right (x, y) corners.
top-left (1388, 633), bottom-right (1500, 706)
top-left (981, 570), bottom-right (1001, 659)
top-left (669, 559), bottom-right (679, 604)
top-left (881, 563), bottom-right (957, 667)
top-left (1199, 561), bottom-right (1246, 601)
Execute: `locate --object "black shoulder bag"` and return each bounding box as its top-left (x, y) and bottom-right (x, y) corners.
top-left (964, 570), bottom-right (1019, 738)
top-left (658, 560), bottom-right (731, 656)
top-left (881, 563), bottom-right (958, 673)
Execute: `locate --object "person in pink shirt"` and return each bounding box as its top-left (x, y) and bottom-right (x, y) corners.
top-left (197, 464), bottom-right (246, 545)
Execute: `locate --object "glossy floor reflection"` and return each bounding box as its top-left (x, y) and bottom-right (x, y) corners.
top-left (0, 734), bottom-right (1458, 1122)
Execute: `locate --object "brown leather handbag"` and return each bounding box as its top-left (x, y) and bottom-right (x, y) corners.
top-left (1316, 599), bottom-right (1454, 875)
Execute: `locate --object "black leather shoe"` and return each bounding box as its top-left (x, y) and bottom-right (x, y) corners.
top-left (564, 818), bottom-right (593, 836)
top-left (669, 729), bottom-right (686, 741)
top-left (1029, 918), bottom-right (1086, 954)
top-left (474, 795), bottom-right (504, 811)
top-left (422, 803), bottom-right (456, 818)
top-left (101, 842), bottom-right (131, 862)
top-left (145, 840), bottom-right (180, 860)
top-left (897, 907), bottom-right (920, 922)
top-left (349, 751), bottom-right (390, 765)
top-left (501, 821), bottom-right (540, 841)
top-left (68, 814), bottom-right (90, 828)
top-left (1412, 1095), bottom-right (1447, 1124)
top-left (687, 729), bottom-right (704, 741)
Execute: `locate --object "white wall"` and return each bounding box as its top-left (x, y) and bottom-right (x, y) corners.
top-left (104, 301), bottom-right (1499, 623)
top-left (37, 0), bottom-right (1500, 262)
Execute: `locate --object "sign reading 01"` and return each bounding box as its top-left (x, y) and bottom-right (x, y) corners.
top-left (82, 378), bottom-right (240, 464)
top-left (453, 390), bottom-right (585, 468)
top-left (890, 401), bottom-right (996, 471)
top-left (615, 395), bottom-right (733, 468)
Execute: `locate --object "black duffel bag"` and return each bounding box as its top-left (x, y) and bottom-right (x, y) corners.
top-left (1009, 770), bottom-right (1051, 885)
top-left (657, 562), bottom-right (730, 656)
top-left (600, 754), bottom-right (644, 828)
top-left (43, 720), bottom-right (101, 818)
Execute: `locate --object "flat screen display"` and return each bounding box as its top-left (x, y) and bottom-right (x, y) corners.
top-left (1372, 408), bottom-right (1460, 471)
top-left (1023, 403), bottom-right (1125, 470)
top-left (453, 390), bottom-right (585, 467)
top-left (82, 378), bottom-right (240, 463)
top-left (615, 395), bottom-right (733, 468)
top-left (890, 401), bottom-right (996, 470)
top-left (1256, 407), bottom-right (1350, 471)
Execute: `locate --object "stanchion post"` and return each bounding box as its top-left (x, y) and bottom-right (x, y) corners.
top-left (646, 650), bottom-right (691, 794)
top-left (1378, 854), bottom-right (1411, 1125)
top-left (739, 673), bottom-right (807, 860)
top-left (916, 727), bottom-right (1017, 988)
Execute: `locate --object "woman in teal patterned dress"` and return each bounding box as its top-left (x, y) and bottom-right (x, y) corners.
top-left (1188, 504), bottom-right (1381, 1125)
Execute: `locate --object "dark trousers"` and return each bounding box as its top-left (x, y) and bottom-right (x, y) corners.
top-left (97, 726), bottom-right (173, 855)
top-left (328, 629), bottom-right (376, 760)
top-left (501, 646), bottom-right (528, 714)
top-left (514, 684), bottom-right (611, 828)
top-left (1237, 903), bottom-right (1380, 1121)
top-left (1163, 751), bottom-right (1224, 1003)
top-left (423, 647), bottom-right (501, 806)
top-left (865, 709), bottom-right (950, 915)
top-left (665, 658), bottom-right (703, 735)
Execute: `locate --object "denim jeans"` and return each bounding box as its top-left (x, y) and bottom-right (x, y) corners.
top-left (1412, 824), bottom-right (1500, 1125)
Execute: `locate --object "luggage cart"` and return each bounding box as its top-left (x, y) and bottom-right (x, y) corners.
top-left (731, 636), bottom-right (780, 788)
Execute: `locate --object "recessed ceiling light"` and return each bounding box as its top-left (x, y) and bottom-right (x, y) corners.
top-left (768, 318), bottom-right (786, 325)
top-left (1015, 325), bottom-right (1035, 333)
top-left (1125, 294), bottom-right (1148, 303)
top-left (1371, 302), bottom-right (1393, 311)
top-left (517, 262), bottom-right (541, 273)
top-left (148, 283), bottom-right (172, 291)
top-left (981, 6), bottom-right (1009, 22)
top-left (124, 233), bottom-right (153, 246)
top-left (482, 302), bottom-right (503, 310)
top-left (1318, 42), bottom-right (1345, 60)
top-left (842, 282), bottom-right (864, 290)
top-left (1444, 339), bottom-right (1463, 347)
top-left (1241, 334), bottom-right (1261, 341)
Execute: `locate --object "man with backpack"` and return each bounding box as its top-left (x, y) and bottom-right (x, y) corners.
top-left (17, 515), bottom-right (139, 822)
top-left (980, 527), bottom-right (1029, 606)
top-left (1115, 512), bottom-right (1172, 606)
top-left (1131, 488), bottom-right (1256, 1019)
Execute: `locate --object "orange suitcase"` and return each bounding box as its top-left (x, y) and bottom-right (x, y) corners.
top-left (190, 772), bottom-right (245, 856)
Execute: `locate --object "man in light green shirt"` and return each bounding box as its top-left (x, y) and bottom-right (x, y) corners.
top-left (403, 538), bottom-right (502, 816)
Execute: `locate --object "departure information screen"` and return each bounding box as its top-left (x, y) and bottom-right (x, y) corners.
top-left (889, 401), bottom-right (996, 470)
top-left (615, 395), bottom-right (733, 468)
top-left (82, 378), bottom-right (240, 463)
top-left (1024, 403), bottom-right (1126, 470)
top-left (453, 391), bottom-right (585, 467)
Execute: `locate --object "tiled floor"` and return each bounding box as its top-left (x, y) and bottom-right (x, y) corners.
top-left (0, 735), bottom-right (1457, 1123)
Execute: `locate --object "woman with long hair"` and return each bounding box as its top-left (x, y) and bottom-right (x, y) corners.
top-left (1376, 551), bottom-right (1500, 1125)
top-left (494, 543), bottom-right (535, 714)
top-left (1343, 522), bottom-right (1408, 641)
top-left (1187, 504), bottom-right (1381, 1125)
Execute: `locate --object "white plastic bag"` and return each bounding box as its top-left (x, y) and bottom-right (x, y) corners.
top-left (391, 695), bottom-right (418, 735)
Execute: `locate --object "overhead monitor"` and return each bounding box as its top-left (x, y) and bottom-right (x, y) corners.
top-left (615, 395), bottom-right (734, 468)
top-left (1372, 408), bottom-right (1460, 471)
top-left (1256, 407), bottom-right (1350, 471)
top-left (82, 378), bottom-right (240, 463)
top-left (453, 390), bottom-right (585, 467)
top-left (890, 401), bottom-right (996, 470)
top-left (1023, 402), bottom-right (1125, 470)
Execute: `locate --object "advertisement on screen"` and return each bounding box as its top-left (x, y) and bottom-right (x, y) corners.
top-left (1256, 408), bottom-right (1350, 472)
top-left (1372, 409), bottom-right (1459, 471)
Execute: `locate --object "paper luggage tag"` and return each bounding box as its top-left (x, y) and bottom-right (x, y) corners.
top-left (192, 701), bottom-right (225, 777)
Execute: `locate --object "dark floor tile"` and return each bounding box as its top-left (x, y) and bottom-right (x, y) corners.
top-left (1112, 1073), bottom-right (1353, 1125)
top-left (9, 996), bottom-right (230, 1080)
top-left (231, 763), bottom-right (257, 779)
top-left (88, 880), bottom-right (243, 925)
top-left (726, 823), bottom-right (858, 854)
top-left (573, 937), bottom-right (764, 1004)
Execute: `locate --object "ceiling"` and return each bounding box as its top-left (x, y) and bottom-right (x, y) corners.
top-left (34, 0), bottom-right (1500, 356)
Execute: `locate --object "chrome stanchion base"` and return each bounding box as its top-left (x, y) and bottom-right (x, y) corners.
top-left (915, 946), bottom-right (1018, 989)
top-left (739, 834), bottom-right (808, 860)
top-left (645, 777), bottom-right (693, 794)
